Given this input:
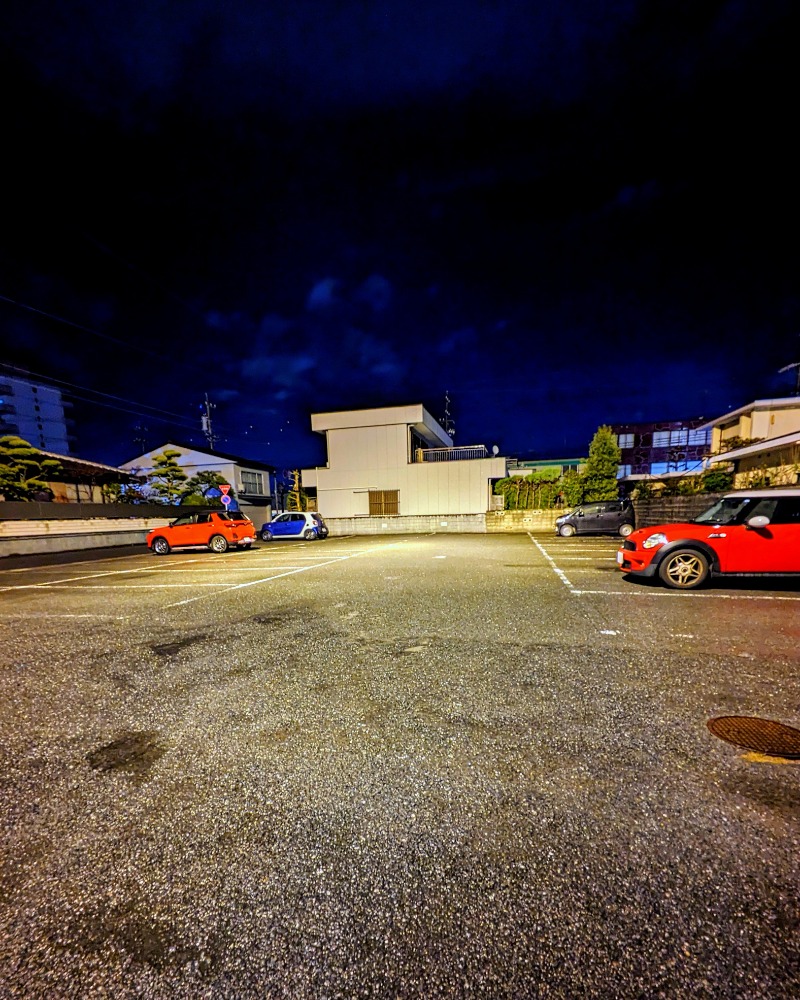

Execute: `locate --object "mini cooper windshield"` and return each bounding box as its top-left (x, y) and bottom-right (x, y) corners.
top-left (693, 496), bottom-right (759, 525)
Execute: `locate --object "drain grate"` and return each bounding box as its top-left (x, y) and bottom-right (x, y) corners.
top-left (707, 716), bottom-right (800, 758)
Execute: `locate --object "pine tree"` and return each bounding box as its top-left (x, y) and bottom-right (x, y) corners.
top-left (0, 435), bottom-right (62, 500)
top-left (182, 471), bottom-right (230, 505)
top-left (582, 425), bottom-right (621, 501)
top-left (147, 449), bottom-right (188, 503)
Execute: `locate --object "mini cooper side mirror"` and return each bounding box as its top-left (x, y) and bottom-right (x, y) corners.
top-left (746, 514), bottom-right (771, 529)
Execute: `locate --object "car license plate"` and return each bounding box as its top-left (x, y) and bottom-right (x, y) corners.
top-left (616, 551), bottom-right (623, 565)
top-left (241, 536), bottom-right (254, 543)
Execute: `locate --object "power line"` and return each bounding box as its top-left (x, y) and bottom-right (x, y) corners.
top-left (0, 292), bottom-right (178, 363)
top-left (0, 362), bottom-right (198, 424)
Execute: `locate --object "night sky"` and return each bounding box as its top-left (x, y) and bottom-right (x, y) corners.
top-left (2, 1), bottom-right (798, 469)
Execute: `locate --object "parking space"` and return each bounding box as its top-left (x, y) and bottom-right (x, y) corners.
top-left (1, 532), bottom-right (799, 998)
top-left (532, 533), bottom-right (800, 601)
top-left (0, 537), bottom-right (408, 616)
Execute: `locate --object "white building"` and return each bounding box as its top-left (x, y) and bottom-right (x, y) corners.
top-left (301, 404), bottom-right (507, 521)
top-left (0, 374), bottom-right (73, 453)
top-left (121, 441), bottom-right (277, 520)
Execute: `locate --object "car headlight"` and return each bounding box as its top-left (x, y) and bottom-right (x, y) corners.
top-left (642, 532), bottom-right (668, 549)
top-left (555, 516), bottom-right (565, 524)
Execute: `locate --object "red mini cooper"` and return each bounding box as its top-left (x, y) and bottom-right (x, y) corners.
top-left (617, 489), bottom-right (800, 589)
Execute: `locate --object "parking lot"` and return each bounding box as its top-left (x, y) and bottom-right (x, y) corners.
top-left (1, 533), bottom-right (799, 998)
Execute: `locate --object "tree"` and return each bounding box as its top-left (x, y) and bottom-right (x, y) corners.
top-left (0, 435), bottom-right (62, 500)
top-left (700, 467), bottom-right (734, 493)
top-left (147, 449), bottom-right (188, 503)
top-left (181, 471), bottom-right (230, 506)
top-left (558, 467), bottom-right (586, 506)
top-left (581, 425), bottom-right (621, 501)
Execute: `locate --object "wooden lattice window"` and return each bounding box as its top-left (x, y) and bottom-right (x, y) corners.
top-left (368, 490), bottom-right (399, 516)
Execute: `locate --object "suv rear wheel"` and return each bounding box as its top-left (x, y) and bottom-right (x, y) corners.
top-left (208, 534), bottom-right (229, 553)
top-left (658, 549), bottom-right (709, 589)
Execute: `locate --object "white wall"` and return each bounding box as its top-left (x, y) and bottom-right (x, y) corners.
top-left (120, 444), bottom-right (270, 500)
top-left (312, 452), bottom-right (507, 517)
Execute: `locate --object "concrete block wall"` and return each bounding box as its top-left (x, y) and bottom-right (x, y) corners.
top-left (326, 514), bottom-right (488, 535)
top-left (485, 509), bottom-right (561, 533)
top-left (0, 518), bottom-right (171, 557)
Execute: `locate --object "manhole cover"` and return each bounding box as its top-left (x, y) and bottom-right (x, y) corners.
top-left (707, 716), bottom-right (800, 758)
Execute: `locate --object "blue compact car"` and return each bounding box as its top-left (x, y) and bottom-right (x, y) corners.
top-left (260, 511), bottom-right (329, 542)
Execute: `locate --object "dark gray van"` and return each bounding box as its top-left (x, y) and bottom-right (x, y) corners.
top-left (555, 500), bottom-right (634, 537)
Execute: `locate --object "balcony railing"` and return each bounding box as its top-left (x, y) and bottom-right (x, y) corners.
top-left (415, 445), bottom-right (489, 463)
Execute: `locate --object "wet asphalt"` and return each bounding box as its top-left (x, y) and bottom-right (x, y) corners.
top-left (1, 533), bottom-right (798, 998)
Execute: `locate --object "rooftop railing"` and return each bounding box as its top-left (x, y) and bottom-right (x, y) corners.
top-left (415, 445), bottom-right (490, 462)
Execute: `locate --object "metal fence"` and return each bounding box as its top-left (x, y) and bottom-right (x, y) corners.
top-left (415, 445), bottom-right (489, 462)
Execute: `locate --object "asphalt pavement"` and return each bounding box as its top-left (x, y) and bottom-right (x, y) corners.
top-left (1, 534), bottom-right (798, 998)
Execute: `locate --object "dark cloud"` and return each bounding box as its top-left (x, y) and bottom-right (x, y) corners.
top-left (1, 1), bottom-right (798, 467)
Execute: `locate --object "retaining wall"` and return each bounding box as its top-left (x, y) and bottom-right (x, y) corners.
top-left (0, 517), bottom-right (172, 557)
top-left (485, 510), bottom-right (561, 533)
top-left (327, 514), bottom-right (487, 535)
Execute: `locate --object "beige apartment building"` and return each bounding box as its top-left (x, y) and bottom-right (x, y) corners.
top-left (704, 397), bottom-right (800, 487)
top-left (301, 404), bottom-right (507, 526)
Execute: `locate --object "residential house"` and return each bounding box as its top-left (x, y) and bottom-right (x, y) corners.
top-left (121, 442), bottom-right (277, 520)
top-left (300, 404), bottom-right (507, 525)
top-left (703, 397), bottom-right (800, 487)
top-left (44, 452), bottom-right (140, 502)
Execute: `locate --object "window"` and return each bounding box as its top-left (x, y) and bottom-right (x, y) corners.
top-left (241, 470), bottom-right (263, 494)
top-left (369, 490), bottom-right (399, 515)
top-left (669, 429), bottom-right (688, 446)
top-left (617, 433), bottom-right (634, 449)
top-left (650, 462), bottom-right (670, 475)
top-left (617, 464), bottom-right (632, 478)
top-left (767, 499), bottom-right (800, 524)
top-left (652, 431), bottom-right (670, 447)
top-left (688, 428), bottom-right (710, 446)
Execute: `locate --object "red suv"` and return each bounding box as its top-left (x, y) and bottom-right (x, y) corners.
top-left (147, 510), bottom-right (255, 555)
top-left (617, 489), bottom-right (800, 589)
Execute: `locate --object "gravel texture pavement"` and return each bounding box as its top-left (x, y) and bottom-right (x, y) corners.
top-left (1, 534), bottom-right (798, 998)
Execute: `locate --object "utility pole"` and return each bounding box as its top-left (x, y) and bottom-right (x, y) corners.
top-left (201, 393), bottom-right (218, 448)
top-left (778, 362), bottom-right (800, 395)
top-left (443, 390), bottom-right (455, 441)
top-left (132, 423), bottom-right (148, 453)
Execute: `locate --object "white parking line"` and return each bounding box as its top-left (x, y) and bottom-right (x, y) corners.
top-left (571, 588), bottom-right (800, 601)
top-left (530, 535), bottom-right (800, 601)
top-left (165, 540), bottom-right (407, 607)
top-left (28, 583), bottom-right (234, 589)
top-left (549, 556), bottom-right (618, 561)
top-left (0, 565), bottom-right (165, 591)
top-left (528, 535), bottom-right (575, 590)
top-left (0, 612), bottom-right (127, 619)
